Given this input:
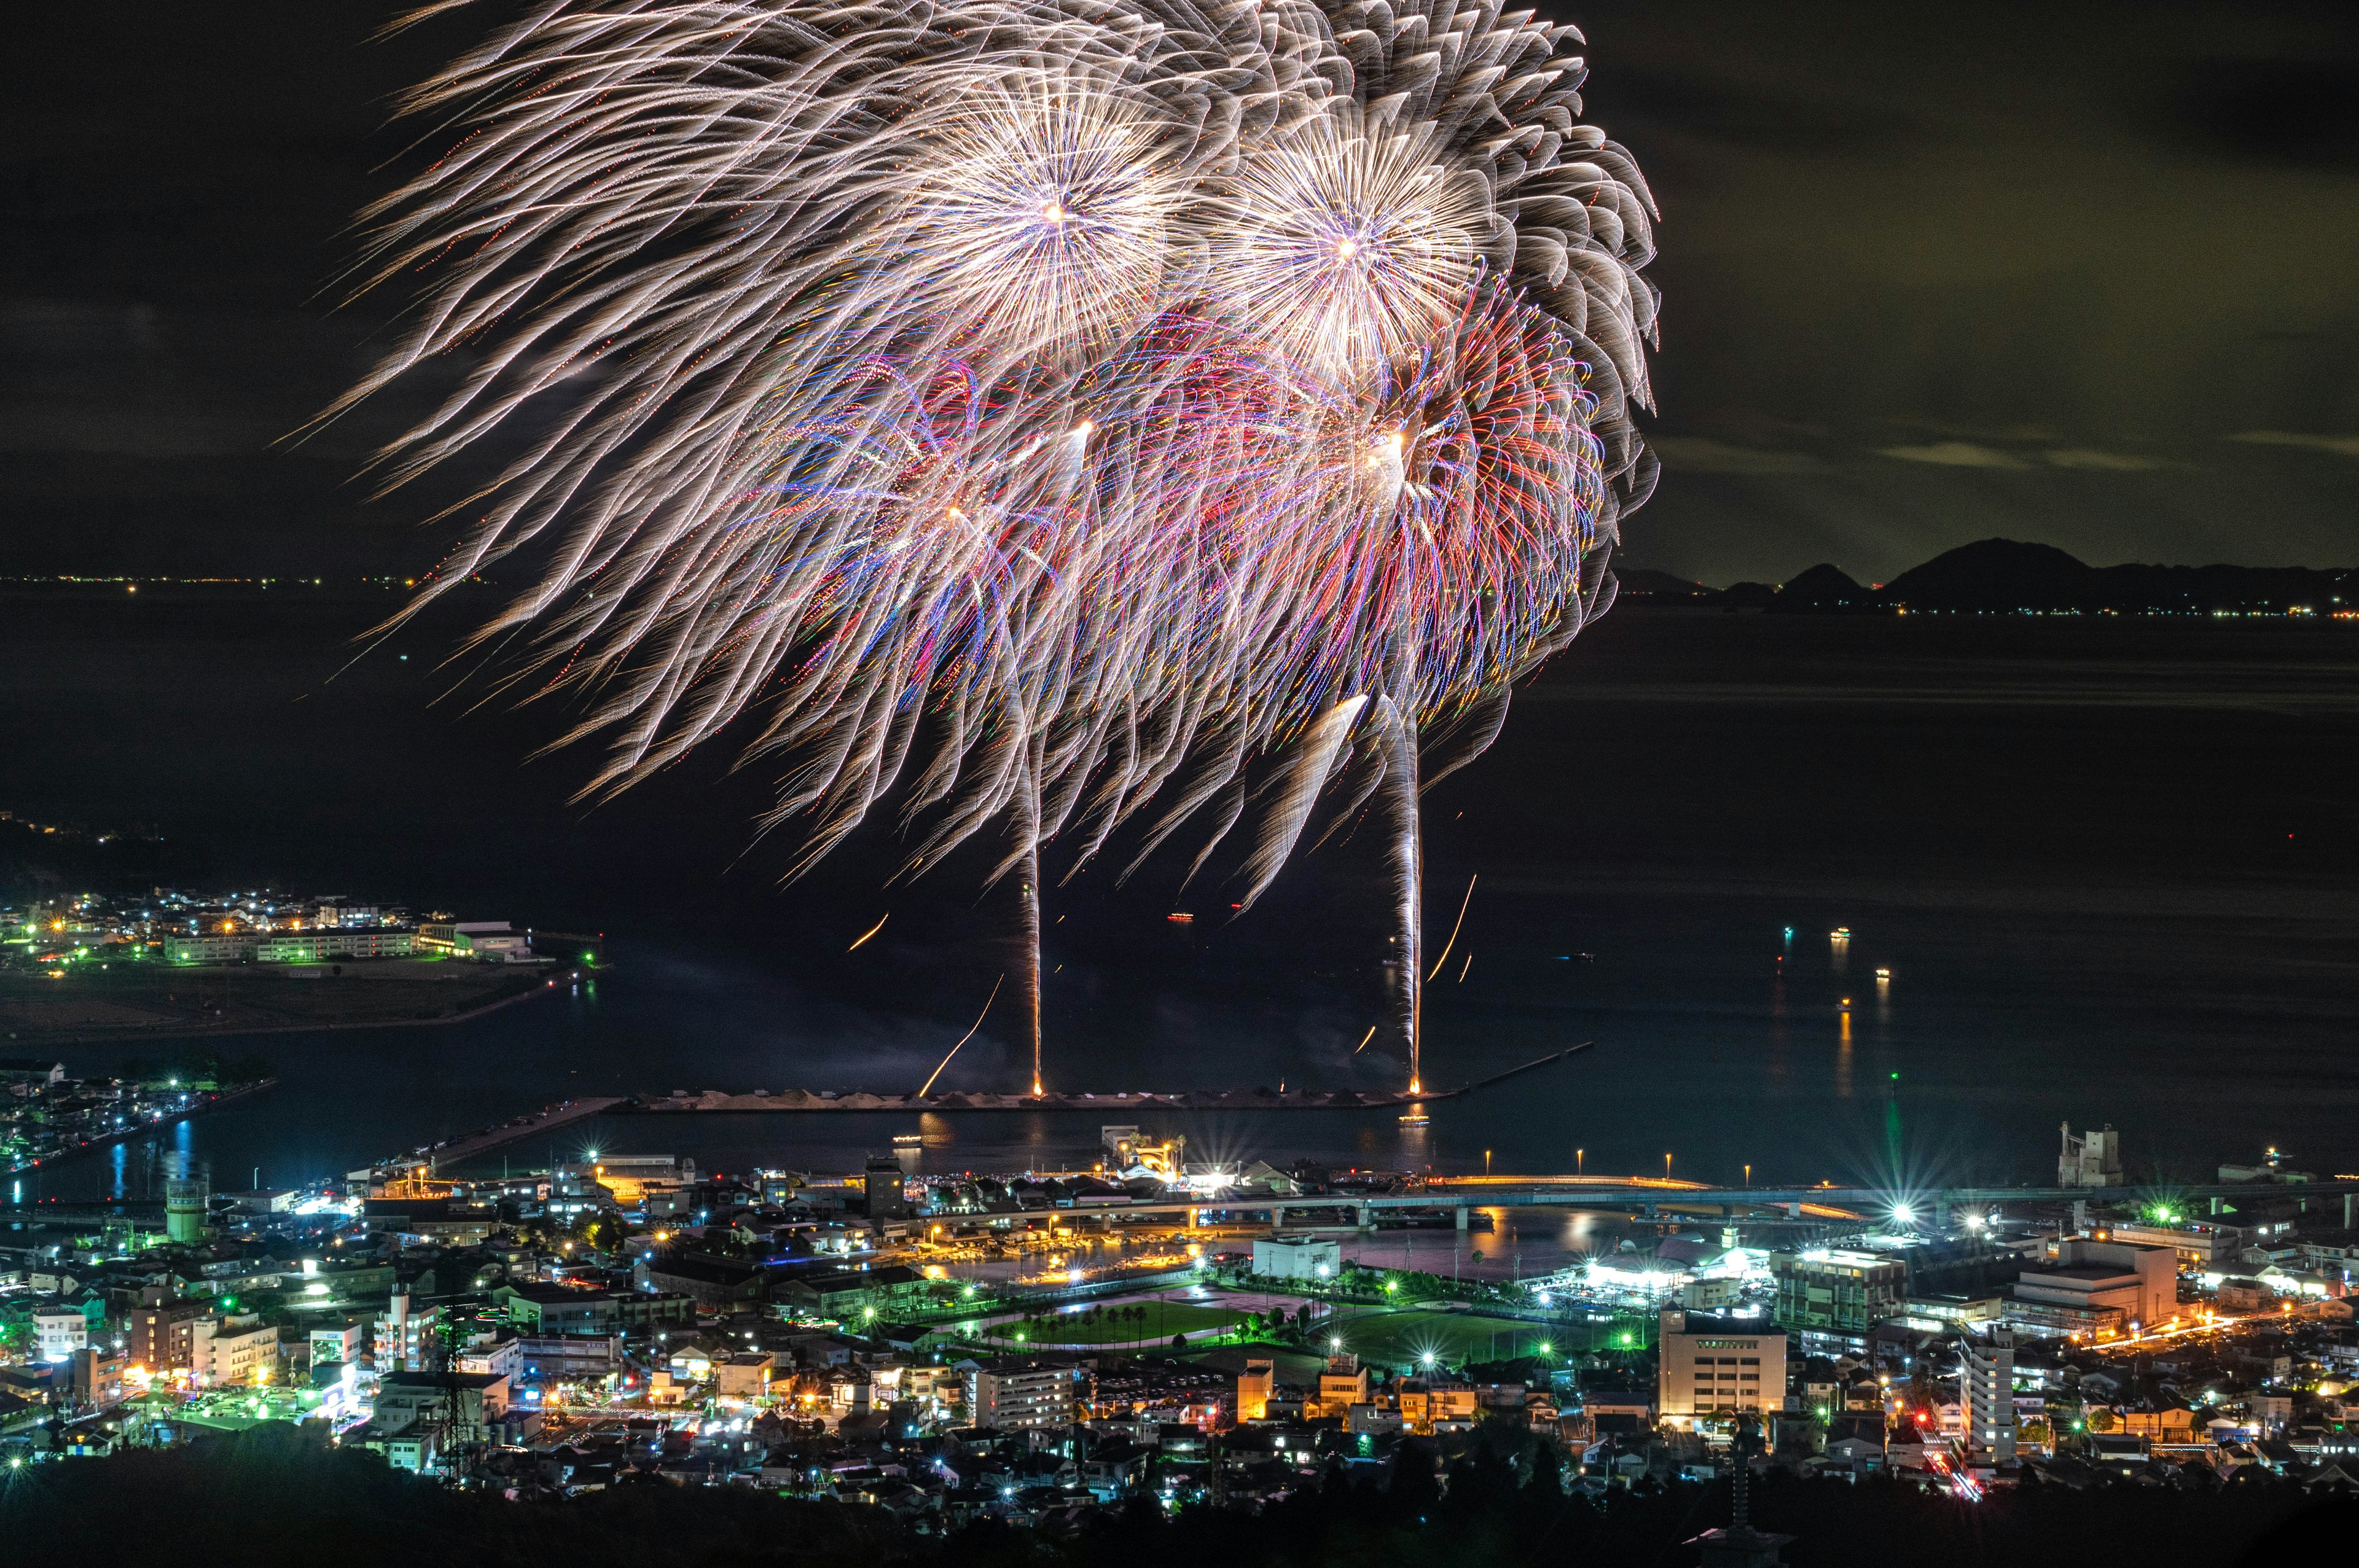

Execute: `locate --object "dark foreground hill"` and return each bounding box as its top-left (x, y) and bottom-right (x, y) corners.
top-left (1618, 538), bottom-right (2355, 614)
top-left (2, 1424), bottom-right (2349, 1568)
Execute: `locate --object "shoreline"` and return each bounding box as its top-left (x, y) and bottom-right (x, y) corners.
top-left (4, 1076), bottom-right (281, 1177)
top-left (1, 973), bottom-right (565, 1054)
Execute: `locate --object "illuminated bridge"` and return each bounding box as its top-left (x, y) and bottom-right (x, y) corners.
top-left (971, 1176), bottom-right (2359, 1234)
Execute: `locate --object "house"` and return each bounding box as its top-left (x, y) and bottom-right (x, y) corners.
top-left (1397, 1378), bottom-right (1479, 1434)
top-left (1825, 1435), bottom-right (1885, 1470)
top-left (1080, 1437), bottom-right (1149, 1498)
top-left (716, 1353), bottom-right (776, 1399)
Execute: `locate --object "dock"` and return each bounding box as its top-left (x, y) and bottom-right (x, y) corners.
top-left (384, 1095), bottom-right (626, 1177)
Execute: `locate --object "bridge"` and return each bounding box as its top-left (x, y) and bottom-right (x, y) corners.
top-left (939, 1176), bottom-right (2359, 1235)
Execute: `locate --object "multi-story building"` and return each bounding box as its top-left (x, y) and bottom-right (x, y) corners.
top-left (1656, 1309), bottom-right (1788, 1426)
top-left (163, 934), bottom-right (247, 964)
top-left (2058, 1124), bottom-right (2124, 1187)
top-left (1251, 1235), bottom-right (1342, 1281)
top-left (416, 921), bottom-right (531, 960)
top-left (375, 1292), bottom-right (444, 1373)
top-left (2106, 1222), bottom-right (2243, 1270)
top-left (1396, 1379), bottom-right (1480, 1434)
top-left (2011, 1238), bottom-right (2176, 1336)
top-left (495, 1282), bottom-right (696, 1335)
top-left (34, 1309), bottom-right (88, 1363)
top-left (1771, 1249), bottom-right (1906, 1349)
top-left (367, 1370), bottom-right (511, 1467)
top-left (310, 1320), bottom-right (367, 1370)
top-left (1236, 1357), bottom-right (1274, 1422)
top-left (252, 928), bottom-right (415, 963)
top-left (864, 1155), bottom-right (910, 1220)
top-left (1960, 1328), bottom-right (2017, 1464)
top-left (203, 1316), bottom-right (280, 1387)
top-left (129, 1298), bottom-right (212, 1373)
top-left (515, 1333), bottom-right (624, 1382)
top-left (964, 1355), bottom-right (1079, 1430)
top-left (1312, 1355), bottom-right (1370, 1418)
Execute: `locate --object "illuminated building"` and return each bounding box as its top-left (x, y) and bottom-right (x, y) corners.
top-left (374, 1290), bottom-right (442, 1373)
top-left (309, 1320), bottom-right (366, 1370)
top-left (201, 1316), bottom-right (280, 1386)
top-left (964, 1355), bottom-right (1079, 1430)
top-left (164, 1170), bottom-right (209, 1244)
top-left (365, 1370), bottom-right (512, 1467)
top-left (1101, 1125), bottom-right (1186, 1177)
top-left (33, 1309), bottom-right (87, 1363)
top-left (1960, 1328), bottom-right (2017, 1465)
top-left (1313, 1355), bottom-right (1370, 1418)
top-left (415, 920), bottom-right (530, 959)
top-left (1237, 1357), bottom-right (1275, 1422)
top-left (2057, 1123), bottom-right (2124, 1188)
top-left (865, 1154), bottom-right (911, 1220)
top-left (716, 1352), bottom-right (777, 1398)
top-left (163, 934), bottom-right (247, 963)
top-left (2106, 1220), bottom-right (2244, 1269)
top-left (1770, 1249), bottom-right (1905, 1352)
top-left (130, 1297), bottom-right (211, 1373)
top-left (1251, 1234), bottom-right (1340, 1281)
top-left (1657, 1308), bottom-right (1786, 1426)
top-left (2012, 1239), bottom-right (2175, 1333)
top-left (1396, 1378), bottom-right (1479, 1434)
top-left (251, 927), bottom-right (415, 962)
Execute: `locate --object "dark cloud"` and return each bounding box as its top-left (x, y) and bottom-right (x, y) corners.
top-left (2166, 58), bottom-right (2359, 167)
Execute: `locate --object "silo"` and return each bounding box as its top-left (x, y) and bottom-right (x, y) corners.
top-left (165, 1171), bottom-right (209, 1244)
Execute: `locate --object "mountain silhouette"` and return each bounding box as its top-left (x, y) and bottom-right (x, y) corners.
top-left (1618, 538), bottom-right (2354, 614)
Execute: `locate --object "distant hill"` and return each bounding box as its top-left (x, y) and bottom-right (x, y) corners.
top-left (1621, 539), bottom-right (2355, 615)
top-left (1610, 568), bottom-right (1718, 603)
top-left (1882, 538), bottom-right (2099, 609)
top-left (1768, 563), bottom-right (1877, 614)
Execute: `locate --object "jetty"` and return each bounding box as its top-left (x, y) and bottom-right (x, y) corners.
top-left (625, 1042), bottom-right (1592, 1115)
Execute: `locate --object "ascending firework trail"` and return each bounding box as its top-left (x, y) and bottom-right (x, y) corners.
top-left (329, 0), bottom-right (1660, 1091)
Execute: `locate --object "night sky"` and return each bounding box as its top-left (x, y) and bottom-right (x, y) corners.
top-left (4, 1), bottom-right (2357, 586)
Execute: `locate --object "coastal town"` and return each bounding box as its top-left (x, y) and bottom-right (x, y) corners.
top-left (0, 880), bottom-right (585, 1050)
top-left (6, 1112), bottom-right (2359, 1523)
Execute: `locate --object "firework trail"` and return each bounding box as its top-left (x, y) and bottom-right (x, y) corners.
top-left (334, 0), bottom-right (1659, 1090)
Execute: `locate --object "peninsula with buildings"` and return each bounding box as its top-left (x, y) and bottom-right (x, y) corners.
top-left (1, 868), bottom-right (598, 1050)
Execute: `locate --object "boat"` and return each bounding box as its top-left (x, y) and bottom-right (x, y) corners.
top-left (891, 1133), bottom-right (924, 1147)
top-left (1398, 1112), bottom-right (1430, 1127)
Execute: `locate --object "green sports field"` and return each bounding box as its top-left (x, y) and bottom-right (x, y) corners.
top-left (959, 1300), bottom-right (1246, 1348)
top-left (1321, 1309), bottom-right (1567, 1371)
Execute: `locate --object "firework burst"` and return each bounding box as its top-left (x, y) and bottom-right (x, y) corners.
top-left (334, 0), bottom-right (1659, 1091)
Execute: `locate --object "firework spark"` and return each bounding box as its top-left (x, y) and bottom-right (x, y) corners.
top-left (335, 0), bottom-right (1659, 1089)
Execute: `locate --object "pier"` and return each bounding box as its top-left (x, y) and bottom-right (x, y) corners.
top-left (625, 1042), bottom-right (1595, 1116)
top-left (373, 1095), bottom-right (626, 1179)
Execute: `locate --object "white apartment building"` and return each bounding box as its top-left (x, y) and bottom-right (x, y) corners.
top-left (34, 1309), bottom-right (88, 1363)
top-left (964, 1357), bottom-right (1078, 1430)
top-left (202, 1317), bottom-right (280, 1386)
top-left (1961, 1328), bottom-right (2017, 1464)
